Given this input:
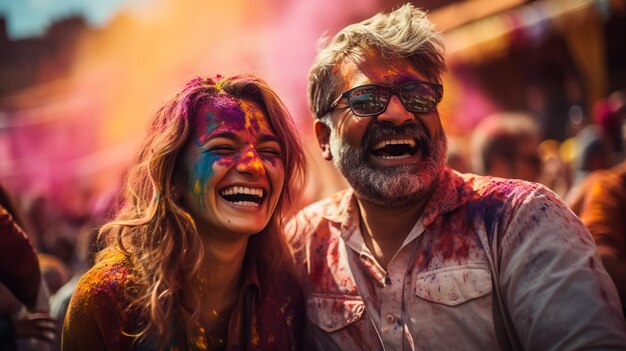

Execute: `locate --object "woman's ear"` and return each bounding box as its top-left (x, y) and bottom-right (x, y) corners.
top-left (314, 120), bottom-right (333, 161)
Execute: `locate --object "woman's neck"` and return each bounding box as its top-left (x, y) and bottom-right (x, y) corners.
top-left (201, 236), bottom-right (249, 295)
top-left (196, 236), bottom-right (250, 349)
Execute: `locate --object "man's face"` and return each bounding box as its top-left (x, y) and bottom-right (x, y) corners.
top-left (317, 48), bottom-right (447, 207)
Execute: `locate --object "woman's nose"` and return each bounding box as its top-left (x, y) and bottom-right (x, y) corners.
top-left (236, 146), bottom-right (266, 176)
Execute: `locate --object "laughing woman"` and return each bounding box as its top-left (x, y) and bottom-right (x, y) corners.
top-left (62, 74), bottom-right (306, 350)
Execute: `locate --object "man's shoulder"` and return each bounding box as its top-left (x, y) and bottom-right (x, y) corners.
top-left (301, 188), bottom-right (351, 216)
top-left (457, 172), bottom-right (546, 203)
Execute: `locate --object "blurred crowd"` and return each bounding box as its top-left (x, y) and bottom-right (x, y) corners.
top-left (0, 181), bottom-right (111, 350)
top-left (1, 86), bottom-right (625, 349)
top-left (447, 87), bottom-right (626, 311)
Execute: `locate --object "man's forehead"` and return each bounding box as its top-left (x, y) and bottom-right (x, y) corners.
top-left (335, 48), bottom-right (428, 89)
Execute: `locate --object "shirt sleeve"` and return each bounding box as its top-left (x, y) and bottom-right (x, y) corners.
top-left (0, 205), bottom-right (40, 308)
top-left (497, 186), bottom-right (626, 350)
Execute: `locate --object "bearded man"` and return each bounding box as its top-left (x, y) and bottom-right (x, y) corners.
top-left (288, 4), bottom-right (626, 350)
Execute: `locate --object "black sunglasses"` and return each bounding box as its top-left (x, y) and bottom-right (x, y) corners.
top-left (328, 80), bottom-right (443, 117)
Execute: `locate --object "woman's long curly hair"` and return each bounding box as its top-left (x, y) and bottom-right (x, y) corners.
top-left (98, 74), bottom-right (307, 347)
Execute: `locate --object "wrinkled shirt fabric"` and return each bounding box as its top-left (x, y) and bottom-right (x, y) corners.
top-left (287, 167), bottom-right (626, 351)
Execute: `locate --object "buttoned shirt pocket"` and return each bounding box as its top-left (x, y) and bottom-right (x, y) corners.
top-left (307, 294), bottom-right (365, 332)
top-left (415, 265), bottom-right (492, 306)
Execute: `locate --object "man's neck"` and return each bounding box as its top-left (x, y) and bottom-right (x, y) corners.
top-left (355, 190), bottom-right (433, 268)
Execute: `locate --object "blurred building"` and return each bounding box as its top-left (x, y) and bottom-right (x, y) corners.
top-left (0, 16), bottom-right (91, 97)
top-left (439, 0), bottom-right (626, 142)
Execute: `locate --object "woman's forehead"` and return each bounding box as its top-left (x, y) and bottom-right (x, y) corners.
top-left (192, 95), bottom-right (271, 135)
top-left (196, 95), bottom-right (244, 124)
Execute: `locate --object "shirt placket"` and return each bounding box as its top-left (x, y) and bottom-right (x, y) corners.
top-left (380, 243), bottom-right (416, 350)
top-left (350, 232), bottom-right (422, 350)
top-left (340, 193), bottom-right (429, 350)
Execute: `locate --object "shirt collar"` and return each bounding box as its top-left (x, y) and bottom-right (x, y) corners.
top-left (419, 167), bottom-right (473, 227)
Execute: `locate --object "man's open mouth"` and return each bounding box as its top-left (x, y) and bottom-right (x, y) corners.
top-left (370, 138), bottom-right (418, 159)
top-left (219, 186), bottom-right (265, 207)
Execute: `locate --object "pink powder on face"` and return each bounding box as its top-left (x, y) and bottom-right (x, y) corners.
top-left (213, 146), bottom-right (265, 175)
top-left (193, 95), bottom-right (246, 140)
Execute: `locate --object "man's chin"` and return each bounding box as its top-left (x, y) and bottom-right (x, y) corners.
top-left (346, 165), bottom-right (440, 207)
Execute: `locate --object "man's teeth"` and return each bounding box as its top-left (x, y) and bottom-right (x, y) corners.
top-left (372, 138), bottom-right (416, 151)
top-left (380, 154), bottom-right (412, 160)
top-left (220, 186), bottom-right (264, 197)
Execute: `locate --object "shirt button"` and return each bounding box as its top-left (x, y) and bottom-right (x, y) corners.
top-left (385, 314), bottom-right (396, 324)
top-left (449, 290), bottom-right (459, 301)
top-left (382, 327), bottom-right (389, 334)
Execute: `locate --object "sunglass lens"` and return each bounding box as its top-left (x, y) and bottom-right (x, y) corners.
top-left (349, 87), bottom-right (388, 116)
top-left (401, 83), bottom-right (438, 112)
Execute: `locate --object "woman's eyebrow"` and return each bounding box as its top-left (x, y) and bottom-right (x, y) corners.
top-left (257, 133), bottom-right (279, 144)
top-left (201, 131), bottom-right (238, 144)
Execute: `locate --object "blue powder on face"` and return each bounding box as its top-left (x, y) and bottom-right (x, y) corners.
top-left (205, 111), bottom-right (218, 136)
top-left (188, 110), bottom-right (223, 210)
top-left (190, 150), bottom-right (220, 209)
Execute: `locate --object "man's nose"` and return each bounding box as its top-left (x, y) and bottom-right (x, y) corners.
top-left (236, 147), bottom-right (266, 176)
top-left (376, 95), bottom-right (415, 125)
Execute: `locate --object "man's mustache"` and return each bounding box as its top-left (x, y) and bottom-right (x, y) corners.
top-left (362, 123), bottom-right (431, 151)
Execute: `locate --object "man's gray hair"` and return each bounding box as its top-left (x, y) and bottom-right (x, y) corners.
top-left (308, 3), bottom-right (446, 121)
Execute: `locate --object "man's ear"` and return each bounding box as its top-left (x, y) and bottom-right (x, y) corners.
top-left (314, 119), bottom-right (333, 161)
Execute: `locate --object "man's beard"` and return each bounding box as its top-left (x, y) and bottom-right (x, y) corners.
top-left (330, 122), bottom-right (447, 207)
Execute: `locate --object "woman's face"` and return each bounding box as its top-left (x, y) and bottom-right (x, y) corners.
top-left (178, 95), bottom-right (285, 242)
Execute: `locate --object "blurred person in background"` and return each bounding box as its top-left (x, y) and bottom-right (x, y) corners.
top-left (469, 112), bottom-right (543, 183)
top-left (288, 4), bottom-right (626, 350)
top-left (537, 139), bottom-right (571, 198)
top-left (593, 92), bottom-right (625, 164)
top-left (571, 159), bottom-right (626, 316)
top-left (469, 112), bottom-right (571, 197)
top-left (0, 184), bottom-right (40, 309)
top-left (49, 224), bottom-right (101, 351)
top-left (569, 124), bottom-right (612, 185)
top-left (565, 90), bottom-right (625, 208)
top-left (0, 184), bottom-right (57, 350)
top-left (36, 254), bottom-right (70, 297)
top-left (49, 187), bottom-right (117, 350)
top-left (445, 135), bottom-right (471, 173)
top-left (63, 74), bottom-right (307, 350)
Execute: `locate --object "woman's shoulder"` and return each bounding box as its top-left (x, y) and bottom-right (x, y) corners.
top-left (64, 250), bottom-right (142, 350)
top-left (72, 250), bottom-right (140, 309)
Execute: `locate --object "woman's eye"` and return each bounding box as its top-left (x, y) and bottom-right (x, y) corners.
top-left (207, 145), bottom-right (235, 154)
top-left (259, 148), bottom-right (281, 157)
